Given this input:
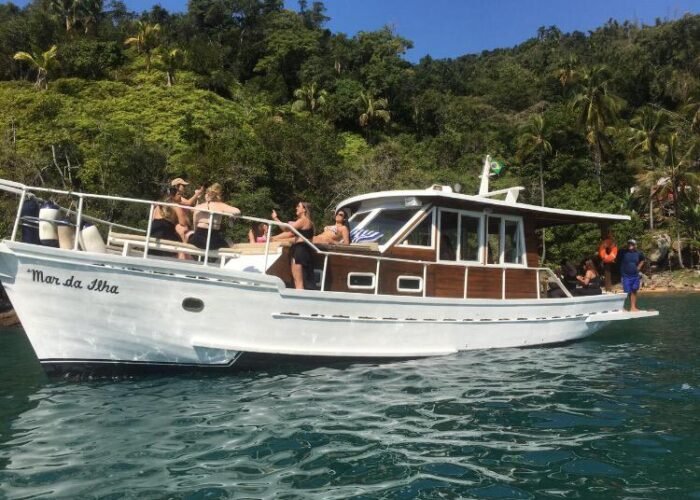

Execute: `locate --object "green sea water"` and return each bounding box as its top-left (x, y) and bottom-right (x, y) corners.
top-left (0, 294), bottom-right (698, 499)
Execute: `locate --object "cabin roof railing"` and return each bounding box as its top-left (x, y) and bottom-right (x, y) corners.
top-left (337, 188), bottom-right (631, 227)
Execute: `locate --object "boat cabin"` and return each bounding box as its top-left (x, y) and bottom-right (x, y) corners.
top-left (267, 172), bottom-right (629, 300)
top-left (0, 156), bottom-right (630, 303)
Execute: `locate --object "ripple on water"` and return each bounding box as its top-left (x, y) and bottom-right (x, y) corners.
top-left (0, 296), bottom-right (699, 498)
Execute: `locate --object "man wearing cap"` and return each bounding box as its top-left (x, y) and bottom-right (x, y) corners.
top-left (619, 239), bottom-right (645, 312)
top-left (171, 178), bottom-right (203, 207)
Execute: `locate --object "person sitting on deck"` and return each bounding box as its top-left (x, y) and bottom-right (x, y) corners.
top-left (170, 178), bottom-right (204, 207)
top-left (312, 209), bottom-right (350, 245)
top-left (559, 260), bottom-right (579, 292)
top-left (574, 259), bottom-right (602, 295)
top-left (270, 202), bottom-right (316, 290)
top-left (548, 259), bottom-right (579, 297)
top-left (150, 188), bottom-right (191, 258)
top-left (248, 222), bottom-right (269, 244)
top-left (152, 188), bottom-right (190, 241)
top-left (186, 183), bottom-right (241, 250)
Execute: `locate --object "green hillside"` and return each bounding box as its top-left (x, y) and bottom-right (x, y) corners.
top-left (1, 1), bottom-right (699, 265)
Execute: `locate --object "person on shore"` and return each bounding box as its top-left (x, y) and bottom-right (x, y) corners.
top-left (187, 183), bottom-right (240, 250)
top-left (619, 239), bottom-right (645, 312)
top-left (171, 178), bottom-right (204, 207)
top-left (312, 209), bottom-right (350, 245)
top-left (248, 222), bottom-right (269, 244)
top-left (271, 202), bottom-right (315, 290)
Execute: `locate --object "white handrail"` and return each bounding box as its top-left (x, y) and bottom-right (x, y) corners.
top-left (144, 204), bottom-right (155, 259)
top-left (73, 195), bottom-right (84, 251)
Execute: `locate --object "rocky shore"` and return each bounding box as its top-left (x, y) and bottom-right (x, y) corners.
top-left (640, 270), bottom-right (700, 293)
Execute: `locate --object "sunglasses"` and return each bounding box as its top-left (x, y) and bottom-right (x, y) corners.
top-left (336, 212), bottom-right (346, 218)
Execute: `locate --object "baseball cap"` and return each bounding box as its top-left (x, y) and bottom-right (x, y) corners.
top-left (627, 238), bottom-right (637, 245)
top-left (170, 178), bottom-right (189, 187)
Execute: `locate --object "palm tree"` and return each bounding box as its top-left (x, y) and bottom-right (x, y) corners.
top-left (124, 21), bottom-right (161, 72)
top-left (50, 0), bottom-right (78, 32)
top-left (556, 54), bottom-right (579, 93)
top-left (357, 91), bottom-right (390, 142)
top-left (291, 83), bottom-right (327, 113)
top-left (158, 48), bottom-right (184, 87)
top-left (637, 133), bottom-right (700, 268)
top-left (570, 65), bottom-right (623, 192)
top-left (517, 114), bottom-right (552, 260)
top-left (79, 0), bottom-right (103, 35)
top-left (628, 107), bottom-right (669, 229)
top-left (13, 45), bottom-right (59, 90)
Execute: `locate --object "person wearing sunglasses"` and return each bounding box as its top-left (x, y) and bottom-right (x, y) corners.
top-left (313, 209), bottom-right (350, 245)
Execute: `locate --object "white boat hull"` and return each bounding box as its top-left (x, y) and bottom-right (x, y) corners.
top-left (0, 241), bottom-right (632, 374)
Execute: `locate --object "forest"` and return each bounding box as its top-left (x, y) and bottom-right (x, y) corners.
top-left (1, 0), bottom-right (699, 267)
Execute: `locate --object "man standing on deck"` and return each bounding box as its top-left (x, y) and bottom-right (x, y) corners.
top-left (619, 239), bottom-right (645, 312)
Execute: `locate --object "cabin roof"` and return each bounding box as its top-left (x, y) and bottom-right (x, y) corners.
top-left (337, 189), bottom-right (631, 228)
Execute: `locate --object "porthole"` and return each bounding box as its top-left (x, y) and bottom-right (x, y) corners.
top-left (182, 297), bottom-right (204, 313)
top-left (397, 275), bottom-right (423, 293)
top-left (347, 272), bottom-right (375, 290)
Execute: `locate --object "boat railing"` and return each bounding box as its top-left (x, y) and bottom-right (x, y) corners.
top-left (0, 179), bottom-right (574, 300)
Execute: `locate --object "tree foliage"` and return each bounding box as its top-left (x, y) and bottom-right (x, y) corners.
top-left (1, 2), bottom-right (700, 266)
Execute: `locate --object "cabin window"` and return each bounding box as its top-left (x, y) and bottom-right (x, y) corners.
top-left (486, 216), bottom-right (501, 264)
top-left (349, 211), bottom-right (371, 231)
top-left (396, 275), bottom-right (423, 293)
top-left (460, 215), bottom-right (480, 261)
top-left (503, 219), bottom-right (522, 264)
top-left (355, 208), bottom-right (421, 245)
top-left (399, 210), bottom-right (434, 247)
top-left (439, 211), bottom-right (459, 260)
top-left (439, 209), bottom-right (482, 262)
top-left (484, 215), bottom-right (525, 265)
top-left (347, 272), bottom-right (376, 290)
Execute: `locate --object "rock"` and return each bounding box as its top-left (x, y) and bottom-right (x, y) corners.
top-left (648, 234), bottom-right (671, 264)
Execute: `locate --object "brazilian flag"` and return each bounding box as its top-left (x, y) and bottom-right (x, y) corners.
top-left (490, 160), bottom-right (506, 175)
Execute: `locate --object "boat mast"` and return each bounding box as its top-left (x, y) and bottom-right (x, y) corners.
top-left (478, 155), bottom-right (492, 195)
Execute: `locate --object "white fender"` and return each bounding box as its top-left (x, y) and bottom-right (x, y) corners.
top-left (79, 225), bottom-right (106, 254)
top-left (39, 207), bottom-right (60, 246)
top-left (57, 225), bottom-right (76, 250)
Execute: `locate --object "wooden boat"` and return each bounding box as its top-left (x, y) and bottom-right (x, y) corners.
top-left (0, 157), bottom-right (657, 375)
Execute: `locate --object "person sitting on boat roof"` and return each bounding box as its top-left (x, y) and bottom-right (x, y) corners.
top-left (270, 202), bottom-right (316, 290)
top-left (186, 183), bottom-right (241, 250)
top-left (574, 259), bottom-right (602, 295)
top-left (170, 178), bottom-right (204, 207)
top-left (312, 209), bottom-right (350, 245)
top-left (248, 222), bottom-right (269, 244)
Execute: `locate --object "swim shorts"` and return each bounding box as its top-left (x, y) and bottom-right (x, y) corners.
top-left (622, 275), bottom-right (640, 293)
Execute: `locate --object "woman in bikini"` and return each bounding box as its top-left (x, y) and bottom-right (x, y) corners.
top-left (149, 188), bottom-right (192, 258)
top-left (248, 222), bottom-right (269, 243)
top-left (187, 183), bottom-right (241, 250)
top-left (312, 209), bottom-right (350, 245)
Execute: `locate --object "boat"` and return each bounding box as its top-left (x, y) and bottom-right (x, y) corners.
top-left (0, 156), bottom-right (658, 375)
